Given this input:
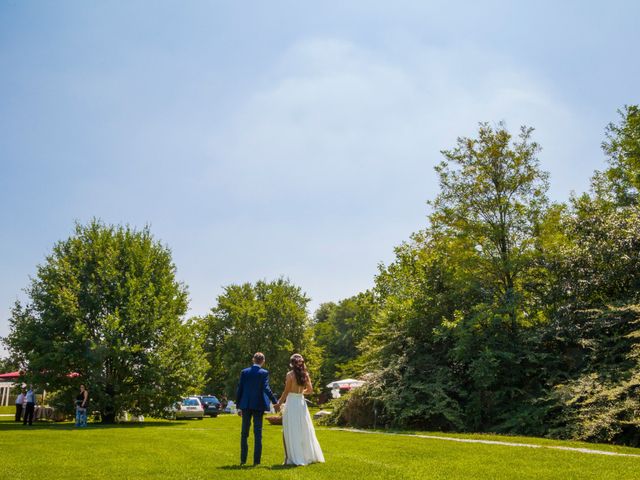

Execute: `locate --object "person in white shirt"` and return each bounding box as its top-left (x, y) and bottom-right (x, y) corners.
top-left (23, 386), bottom-right (36, 426)
top-left (15, 388), bottom-right (26, 422)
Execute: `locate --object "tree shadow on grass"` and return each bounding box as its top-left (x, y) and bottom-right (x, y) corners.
top-left (0, 420), bottom-right (186, 431)
top-left (217, 465), bottom-right (298, 471)
top-left (268, 464), bottom-right (298, 470)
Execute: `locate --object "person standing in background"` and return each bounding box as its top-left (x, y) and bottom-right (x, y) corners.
top-left (75, 384), bottom-right (89, 427)
top-left (14, 387), bottom-right (26, 422)
top-left (23, 385), bottom-right (35, 426)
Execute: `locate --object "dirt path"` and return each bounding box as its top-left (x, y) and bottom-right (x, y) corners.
top-left (331, 428), bottom-right (640, 458)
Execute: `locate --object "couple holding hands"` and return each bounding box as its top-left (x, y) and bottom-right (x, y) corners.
top-left (236, 352), bottom-right (325, 467)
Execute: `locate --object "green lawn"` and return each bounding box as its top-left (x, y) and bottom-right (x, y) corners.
top-left (0, 413), bottom-right (638, 479)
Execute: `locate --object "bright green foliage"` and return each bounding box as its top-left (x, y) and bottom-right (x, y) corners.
top-left (557, 196), bottom-right (640, 307)
top-left (595, 105), bottom-right (640, 206)
top-left (312, 291), bottom-right (376, 386)
top-left (329, 110), bottom-right (640, 445)
top-left (3, 220), bottom-right (206, 422)
top-left (538, 112), bottom-right (640, 444)
top-left (430, 124), bottom-right (551, 433)
top-left (353, 231), bottom-right (470, 430)
top-left (0, 355), bottom-right (19, 373)
top-left (546, 305), bottom-right (640, 445)
top-left (201, 278), bottom-right (319, 397)
top-left (540, 196), bottom-right (640, 444)
top-left (431, 122), bottom-right (549, 328)
top-left (335, 123), bottom-right (553, 432)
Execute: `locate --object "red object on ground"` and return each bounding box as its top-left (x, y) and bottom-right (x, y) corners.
top-left (0, 370), bottom-right (79, 380)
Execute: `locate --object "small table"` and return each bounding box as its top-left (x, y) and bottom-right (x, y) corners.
top-left (34, 406), bottom-right (63, 421)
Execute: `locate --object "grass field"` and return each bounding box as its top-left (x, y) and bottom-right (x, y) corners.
top-left (0, 412), bottom-right (639, 479)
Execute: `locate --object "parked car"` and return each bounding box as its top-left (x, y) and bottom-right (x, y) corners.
top-left (171, 397), bottom-right (204, 420)
top-left (197, 395), bottom-right (222, 417)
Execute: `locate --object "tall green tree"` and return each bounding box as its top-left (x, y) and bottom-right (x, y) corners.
top-left (431, 123), bottom-right (552, 429)
top-left (202, 278), bottom-right (318, 398)
top-left (333, 123), bottom-right (553, 431)
top-left (3, 221), bottom-right (206, 422)
top-left (432, 122), bottom-right (549, 329)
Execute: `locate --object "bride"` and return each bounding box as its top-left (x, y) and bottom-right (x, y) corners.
top-left (277, 353), bottom-right (325, 466)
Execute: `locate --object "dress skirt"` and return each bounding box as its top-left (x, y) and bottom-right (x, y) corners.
top-left (282, 392), bottom-right (325, 465)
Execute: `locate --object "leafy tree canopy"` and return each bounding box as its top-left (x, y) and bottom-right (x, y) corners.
top-left (3, 220), bottom-right (206, 422)
top-left (596, 105), bottom-right (640, 206)
top-left (201, 278), bottom-right (319, 398)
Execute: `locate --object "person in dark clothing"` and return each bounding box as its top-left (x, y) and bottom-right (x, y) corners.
top-left (75, 384), bottom-right (89, 427)
top-left (15, 388), bottom-right (26, 422)
top-left (236, 352), bottom-right (280, 466)
top-left (23, 386), bottom-right (35, 426)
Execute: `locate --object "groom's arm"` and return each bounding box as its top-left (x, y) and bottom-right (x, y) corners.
top-left (262, 371), bottom-right (279, 405)
top-left (236, 371), bottom-right (244, 406)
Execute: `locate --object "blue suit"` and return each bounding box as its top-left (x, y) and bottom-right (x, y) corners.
top-left (236, 365), bottom-right (278, 465)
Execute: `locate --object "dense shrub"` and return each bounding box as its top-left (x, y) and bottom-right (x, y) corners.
top-left (546, 305), bottom-right (640, 446)
top-left (320, 388), bottom-right (378, 428)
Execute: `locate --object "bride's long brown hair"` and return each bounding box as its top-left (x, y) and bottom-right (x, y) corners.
top-left (290, 353), bottom-right (308, 386)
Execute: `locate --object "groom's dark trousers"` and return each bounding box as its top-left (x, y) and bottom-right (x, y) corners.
top-left (240, 409), bottom-right (264, 465)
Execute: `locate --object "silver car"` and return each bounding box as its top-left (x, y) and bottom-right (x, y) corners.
top-left (172, 397), bottom-right (204, 420)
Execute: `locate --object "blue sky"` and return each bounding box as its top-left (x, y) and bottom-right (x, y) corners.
top-left (1, 1), bottom-right (639, 355)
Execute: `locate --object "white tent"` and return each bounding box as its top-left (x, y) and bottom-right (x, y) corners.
top-left (0, 382), bottom-right (13, 407)
top-left (326, 378), bottom-right (365, 389)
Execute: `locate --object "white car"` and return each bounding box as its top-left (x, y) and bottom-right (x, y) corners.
top-left (171, 397), bottom-right (204, 420)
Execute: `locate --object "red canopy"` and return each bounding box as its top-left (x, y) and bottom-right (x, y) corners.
top-left (0, 371), bottom-right (79, 380)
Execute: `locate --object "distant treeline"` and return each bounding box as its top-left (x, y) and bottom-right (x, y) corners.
top-left (4, 106), bottom-right (639, 444)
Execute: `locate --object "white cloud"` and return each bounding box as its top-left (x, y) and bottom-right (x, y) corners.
top-left (187, 37), bottom-right (596, 312)
top-left (208, 38), bottom-right (591, 207)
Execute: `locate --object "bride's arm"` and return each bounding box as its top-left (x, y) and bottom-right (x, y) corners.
top-left (278, 373), bottom-right (292, 405)
top-left (303, 375), bottom-right (313, 395)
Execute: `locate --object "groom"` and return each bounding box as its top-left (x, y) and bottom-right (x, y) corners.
top-left (236, 352), bottom-right (280, 466)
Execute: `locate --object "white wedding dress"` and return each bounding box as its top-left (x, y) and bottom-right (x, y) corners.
top-left (282, 392), bottom-right (325, 465)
